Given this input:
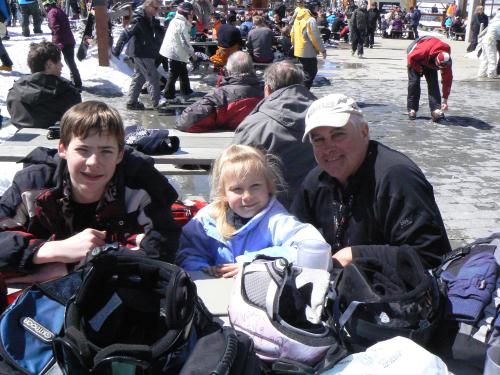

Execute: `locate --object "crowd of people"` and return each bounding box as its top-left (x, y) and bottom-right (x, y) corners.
top-left (0, 1), bottom-right (499, 372)
top-left (0, 0), bottom-right (498, 277)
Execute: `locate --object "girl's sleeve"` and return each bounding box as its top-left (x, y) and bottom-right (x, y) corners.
top-left (236, 212), bottom-right (326, 264)
top-left (176, 218), bottom-right (216, 271)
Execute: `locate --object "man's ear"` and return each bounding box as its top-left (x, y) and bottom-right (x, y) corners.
top-left (361, 122), bottom-right (369, 140)
top-left (264, 84), bottom-right (273, 97)
top-left (58, 141), bottom-right (67, 159)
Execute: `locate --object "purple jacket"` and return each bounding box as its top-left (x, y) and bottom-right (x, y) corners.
top-left (46, 5), bottom-right (75, 48)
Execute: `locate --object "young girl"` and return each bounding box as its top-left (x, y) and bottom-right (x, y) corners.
top-left (176, 145), bottom-right (327, 278)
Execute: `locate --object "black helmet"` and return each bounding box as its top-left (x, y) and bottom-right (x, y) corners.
top-left (333, 246), bottom-right (442, 352)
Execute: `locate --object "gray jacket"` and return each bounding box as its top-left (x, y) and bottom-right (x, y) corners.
top-left (233, 84), bottom-right (317, 208)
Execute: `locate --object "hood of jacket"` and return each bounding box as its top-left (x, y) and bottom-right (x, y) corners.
top-left (221, 74), bottom-right (261, 87)
top-left (250, 84), bottom-right (316, 128)
top-left (11, 73), bottom-right (77, 106)
top-left (295, 8), bottom-right (311, 21)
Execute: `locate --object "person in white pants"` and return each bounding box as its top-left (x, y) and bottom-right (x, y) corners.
top-left (478, 9), bottom-right (500, 78)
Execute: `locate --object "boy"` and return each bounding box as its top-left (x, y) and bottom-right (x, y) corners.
top-left (0, 101), bottom-right (180, 283)
top-left (7, 40), bottom-right (81, 129)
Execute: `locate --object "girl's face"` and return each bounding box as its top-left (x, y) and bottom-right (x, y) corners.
top-left (223, 168), bottom-right (271, 218)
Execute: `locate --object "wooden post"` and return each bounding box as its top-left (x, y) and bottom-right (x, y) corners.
top-left (94, 0), bottom-right (109, 67)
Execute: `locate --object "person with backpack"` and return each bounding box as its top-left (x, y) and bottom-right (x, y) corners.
top-left (291, 93), bottom-right (451, 269)
top-left (0, 101), bottom-right (180, 284)
top-left (176, 144), bottom-right (326, 278)
top-left (43, 0), bottom-right (82, 88)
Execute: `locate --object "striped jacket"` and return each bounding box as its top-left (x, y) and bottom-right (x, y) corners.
top-left (0, 147), bottom-right (180, 273)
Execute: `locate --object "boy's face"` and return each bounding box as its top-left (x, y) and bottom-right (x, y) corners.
top-left (58, 131), bottom-right (124, 204)
top-left (44, 59), bottom-right (63, 76)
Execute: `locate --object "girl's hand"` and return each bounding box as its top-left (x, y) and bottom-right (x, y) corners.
top-left (218, 263), bottom-right (241, 278)
top-left (202, 263), bottom-right (241, 278)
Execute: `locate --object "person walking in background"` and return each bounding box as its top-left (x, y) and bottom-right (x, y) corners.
top-left (43, 0), bottom-right (81, 88)
top-left (159, 2), bottom-right (197, 102)
top-left (467, 6), bottom-right (489, 52)
top-left (477, 9), bottom-right (500, 79)
top-left (406, 36), bottom-right (453, 122)
top-left (113, 0), bottom-right (164, 109)
top-left (18, 0), bottom-right (42, 37)
top-left (408, 5), bottom-right (421, 39)
top-left (0, 37), bottom-right (13, 71)
top-left (291, 0), bottom-right (326, 88)
top-left (350, 0), bottom-right (368, 57)
top-left (365, 1), bottom-right (379, 48)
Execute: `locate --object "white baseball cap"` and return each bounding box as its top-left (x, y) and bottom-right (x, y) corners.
top-left (303, 94), bottom-right (364, 142)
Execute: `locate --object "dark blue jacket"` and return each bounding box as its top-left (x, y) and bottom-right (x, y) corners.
top-left (114, 5), bottom-right (164, 58)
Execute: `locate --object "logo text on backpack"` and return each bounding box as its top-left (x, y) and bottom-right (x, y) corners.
top-left (21, 317), bottom-right (55, 343)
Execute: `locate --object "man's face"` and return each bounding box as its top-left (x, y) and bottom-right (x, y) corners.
top-left (44, 59), bottom-right (63, 76)
top-left (58, 132), bottom-right (124, 204)
top-left (310, 122), bottom-right (369, 185)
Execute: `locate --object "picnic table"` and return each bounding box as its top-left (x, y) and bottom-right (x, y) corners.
top-left (0, 128), bottom-right (234, 175)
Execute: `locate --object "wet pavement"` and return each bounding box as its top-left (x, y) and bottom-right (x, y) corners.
top-left (83, 35), bottom-right (500, 246)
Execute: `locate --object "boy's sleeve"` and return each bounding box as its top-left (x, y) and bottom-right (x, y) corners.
top-left (0, 182), bottom-right (49, 272)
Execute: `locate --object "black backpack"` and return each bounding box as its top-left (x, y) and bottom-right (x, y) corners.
top-left (52, 249), bottom-right (204, 374)
top-left (331, 246), bottom-right (442, 353)
top-left (180, 327), bottom-right (262, 375)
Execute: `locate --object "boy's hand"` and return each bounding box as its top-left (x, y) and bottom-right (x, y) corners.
top-left (202, 263), bottom-right (241, 278)
top-left (332, 246), bottom-right (353, 267)
top-left (35, 228), bottom-right (107, 264)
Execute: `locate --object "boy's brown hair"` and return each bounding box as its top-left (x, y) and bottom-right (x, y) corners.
top-left (27, 40), bottom-right (61, 73)
top-left (60, 101), bottom-right (125, 150)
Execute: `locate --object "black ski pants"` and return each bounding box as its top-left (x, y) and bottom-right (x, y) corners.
top-left (407, 66), bottom-right (441, 112)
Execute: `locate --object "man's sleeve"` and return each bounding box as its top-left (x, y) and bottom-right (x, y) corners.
top-left (352, 165), bottom-right (450, 268)
top-left (440, 64), bottom-right (453, 99)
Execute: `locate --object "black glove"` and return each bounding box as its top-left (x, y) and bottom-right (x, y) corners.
top-left (112, 47), bottom-right (121, 58)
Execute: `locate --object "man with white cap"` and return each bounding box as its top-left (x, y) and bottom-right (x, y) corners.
top-left (290, 93), bottom-right (451, 268)
top-left (406, 36), bottom-right (453, 122)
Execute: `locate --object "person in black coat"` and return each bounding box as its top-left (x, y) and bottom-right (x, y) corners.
top-left (291, 93), bottom-right (451, 269)
top-left (467, 5), bottom-right (489, 52)
top-left (7, 40), bottom-right (81, 128)
top-left (365, 1), bottom-right (379, 48)
top-left (112, 0), bottom-right (165, 109)
top-left (351, 1), bottom-right (368, 57)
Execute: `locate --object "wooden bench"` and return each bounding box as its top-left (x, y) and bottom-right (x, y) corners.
top-left (0, 128), bottom-right (234, 176)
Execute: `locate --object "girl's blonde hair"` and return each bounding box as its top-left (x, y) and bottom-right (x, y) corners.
top-left (210, 145), bottom-right (284, 240)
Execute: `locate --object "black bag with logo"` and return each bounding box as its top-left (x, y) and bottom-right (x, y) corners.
top-left (52, 250), bottom-right (203, 374)
top-left (332, 246), bottom-right (442, 353)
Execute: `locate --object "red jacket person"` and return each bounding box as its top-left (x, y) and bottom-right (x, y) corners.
top-left (407, 36), bottom-right (453, 122)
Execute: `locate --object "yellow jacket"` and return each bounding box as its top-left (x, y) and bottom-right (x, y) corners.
top-left (291, 9), bottom-right (325, 58)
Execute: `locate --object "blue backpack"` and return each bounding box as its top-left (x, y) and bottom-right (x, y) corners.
top-left (0, 271), bottom-right (83, 374)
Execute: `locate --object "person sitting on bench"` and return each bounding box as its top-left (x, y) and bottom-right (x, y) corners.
top-left (247, 15), bottom-right (275, 63)
top-left (176, 52), bottom-right (263, 132)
